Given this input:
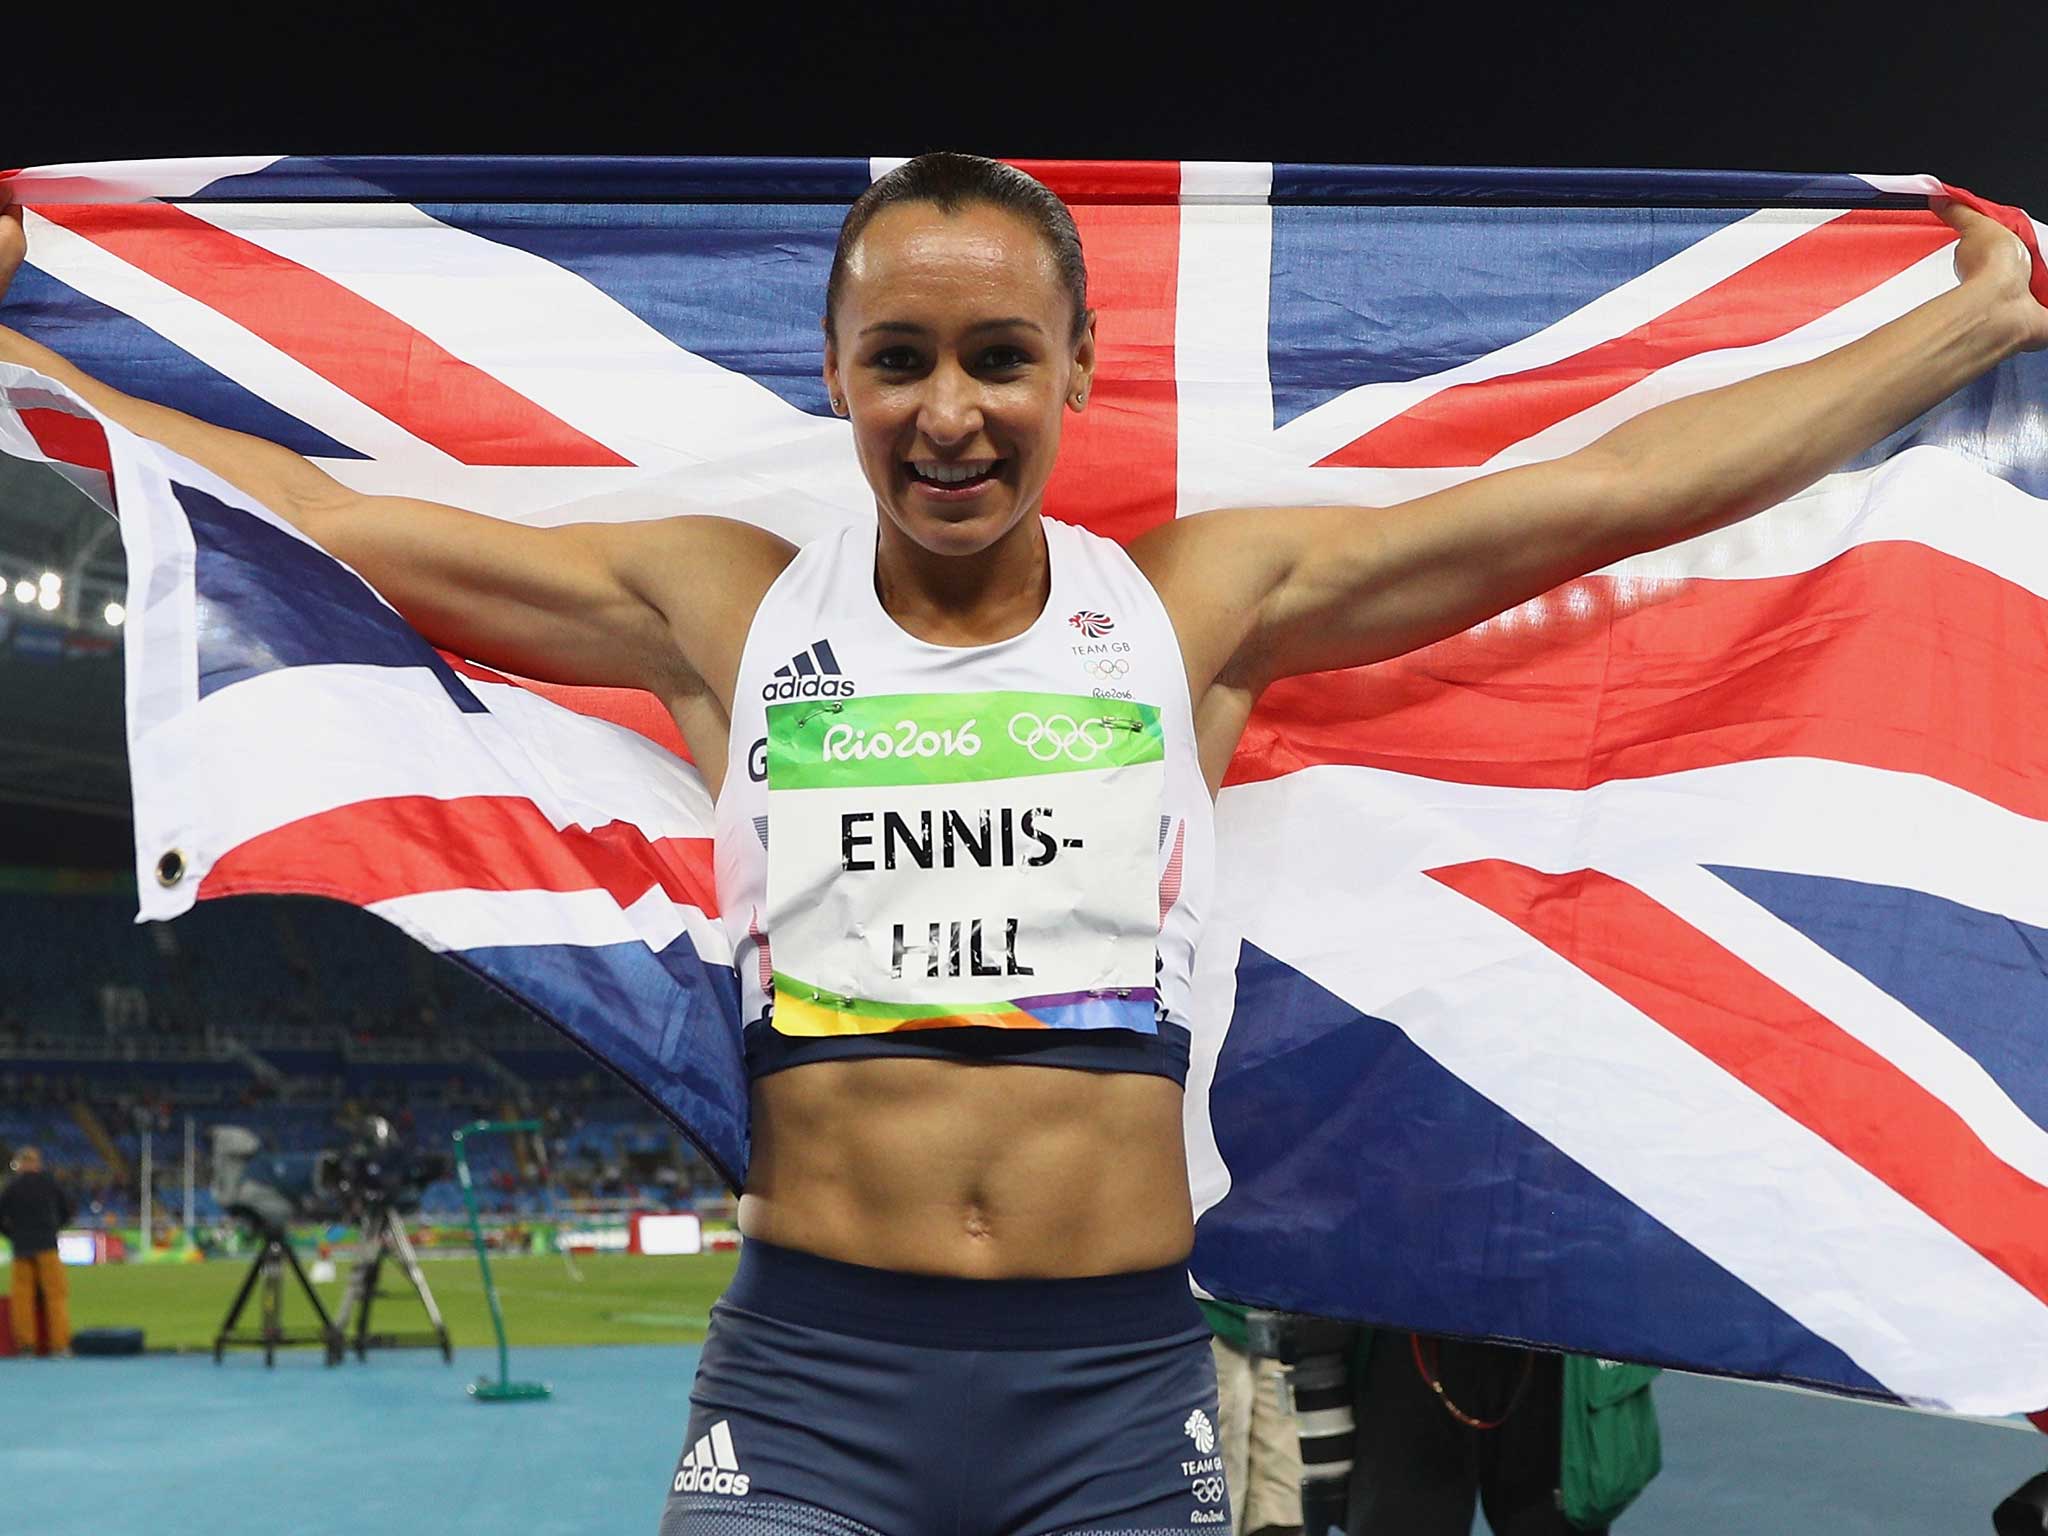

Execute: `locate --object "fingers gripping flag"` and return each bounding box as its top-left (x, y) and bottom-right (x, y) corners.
top-left (4, 156), bottom-right (2047, 1413)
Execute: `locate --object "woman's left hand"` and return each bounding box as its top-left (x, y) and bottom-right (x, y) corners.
top-left (0, 197), bottom-right (24, 308)
top-left (1940, 198), bottom-right (2048, 353)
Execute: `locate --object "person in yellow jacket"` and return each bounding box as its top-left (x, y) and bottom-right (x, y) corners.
top-left (1, 1147), bottom-right (73, 1356)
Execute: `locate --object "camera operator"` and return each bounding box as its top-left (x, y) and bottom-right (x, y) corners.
top-left (1202, 1299), bottom-right (1304, 1536)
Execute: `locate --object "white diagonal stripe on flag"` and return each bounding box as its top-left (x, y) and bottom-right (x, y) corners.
top-left (166, 665), bottom-right (709, 859)
top-left (20, 210), bottom-right (453, 467)
top-left (1324, 872), bottom-right (2048, 1414)
top-left (1272, 209), bottom-right (1847, 463)
top-left (371, 885), bottom-right (729, 965)
top-left (179, 202), bottom-right (874, 521)
top-left (1494, 251), bottom-right (1958, 469)
top-left (1623, 860), bottom-right (2048, 1189)
top-left (3, 157), bottom-right (284, 202)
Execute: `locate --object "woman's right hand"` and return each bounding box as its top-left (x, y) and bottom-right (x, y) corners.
top-left (0, 195), bottom-right (24, 307)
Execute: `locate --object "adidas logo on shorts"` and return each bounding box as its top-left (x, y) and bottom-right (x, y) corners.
top-left (762, 638), bottom-right (856, 701)
top-left (672, 1420), bottom-right (751, 1497)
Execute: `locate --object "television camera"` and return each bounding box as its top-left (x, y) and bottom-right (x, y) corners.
top-left (210, 1115), bottom-right (452, 1367)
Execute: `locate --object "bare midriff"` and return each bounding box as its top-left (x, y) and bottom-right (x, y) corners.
top-left (738, 1056), bottom-right (1194, 1278)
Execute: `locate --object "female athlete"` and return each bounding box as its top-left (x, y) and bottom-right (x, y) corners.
top-left (2, 155), bottom-right (2042, 1536)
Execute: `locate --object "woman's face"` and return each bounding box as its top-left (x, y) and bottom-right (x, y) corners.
top-left (825, 201), bottom-right (1095, 560)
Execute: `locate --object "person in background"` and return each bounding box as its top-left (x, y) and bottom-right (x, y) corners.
top-left (1347, 1332), bottom-right (1658, 1535)
top-left (1202, 1298), bottom-right (1305, 1536)
top-left (1, 1147), bottom-right (74, 1357)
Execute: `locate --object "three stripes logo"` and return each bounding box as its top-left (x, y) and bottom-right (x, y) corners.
top-left (762, 638), bottom-right (856, 702)
top-left (671, 1419), bottom-right (751, 1497)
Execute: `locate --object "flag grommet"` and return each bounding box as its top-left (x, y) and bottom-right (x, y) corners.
top-left (155, 849), bottom-right (186, 888)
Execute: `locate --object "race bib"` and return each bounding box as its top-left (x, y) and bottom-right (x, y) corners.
top-left (764, 690), bottom-right (1163, 1036)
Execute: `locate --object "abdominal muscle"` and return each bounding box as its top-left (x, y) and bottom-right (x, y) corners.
top-left (738, 1057), bottom-right (1195, 1278)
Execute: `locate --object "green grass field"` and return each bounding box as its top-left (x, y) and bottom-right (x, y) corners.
top-left (64, 1249), bottom-right (740, 1352)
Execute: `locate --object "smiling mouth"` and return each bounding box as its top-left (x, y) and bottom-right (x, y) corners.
top-left (907, 459), bottom-right (1003, 489)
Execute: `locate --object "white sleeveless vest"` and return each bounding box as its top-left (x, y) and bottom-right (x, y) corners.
top-left (715, 517), bottom-right (1212, 1082)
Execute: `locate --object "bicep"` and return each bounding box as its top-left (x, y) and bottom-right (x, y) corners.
top-left (1235, 451), bottom-right (1633, 685)
top-left (292, 492), bottom-right (779, 699)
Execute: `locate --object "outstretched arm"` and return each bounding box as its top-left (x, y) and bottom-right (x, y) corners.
top-left (0, 200), bottom-right (790, 706)
top-left (1145, 201), bottom-right (2048, 703)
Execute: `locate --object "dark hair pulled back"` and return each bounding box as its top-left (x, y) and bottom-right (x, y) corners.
top-left (825, 153), bottom-right (1090, 343)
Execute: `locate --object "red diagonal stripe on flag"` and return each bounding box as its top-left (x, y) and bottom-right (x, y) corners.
top-left (200, 794), bottom-right (717, 915)
top-left (19, 406), bottom-right (112, 477)
top-left (17, 405), bottom-right (116, 509)
top-left (1429, 859), bottom-right (2048, 1311)
top-left (1227, 539), bottom-right (2048, 822)
top-left (441, 653), bottom-right (694, 763)
top-left (1318, 210), bottom-right (1955, 470)
top-left (35, 203), bottom-right (632, 469)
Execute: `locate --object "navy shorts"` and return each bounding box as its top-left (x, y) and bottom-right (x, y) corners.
top-left (658, 1240), bottom-right (1229, 1536)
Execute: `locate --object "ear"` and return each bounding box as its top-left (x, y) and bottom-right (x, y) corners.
top-left (1068, 309), bottom-right (1099, 411)
top-left (821, 318), bottom-right (847, 417)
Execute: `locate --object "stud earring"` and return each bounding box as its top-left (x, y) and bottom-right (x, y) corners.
top-left (831, 397), bottom-right (847, 416)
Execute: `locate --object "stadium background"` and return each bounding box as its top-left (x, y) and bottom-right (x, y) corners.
top-left (5, 8), bottom-right (2048, 1534)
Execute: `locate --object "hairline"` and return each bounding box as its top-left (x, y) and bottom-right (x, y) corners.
top-left (825, 155), bottom-right (1092, 346)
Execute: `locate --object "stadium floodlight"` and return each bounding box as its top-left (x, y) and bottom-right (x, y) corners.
top-left (11, 579), bottom-right (31, 604)
top-left (37, 570), bottom-right (59, 594)
top-left (36, 586), bottom-right (59, 611)
top-left (104, 601), bottom-right (125, 627)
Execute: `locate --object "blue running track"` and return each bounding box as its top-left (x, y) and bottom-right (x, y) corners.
top-left (1, 1344), bottom-right (2043, 1534)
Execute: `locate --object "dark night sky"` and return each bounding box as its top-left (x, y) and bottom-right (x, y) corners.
top-left (13, 6), bottom-right (2048, 208)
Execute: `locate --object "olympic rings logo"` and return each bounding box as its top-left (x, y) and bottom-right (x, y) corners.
top-left (1083, 658), bottom-right (1129, 679)
top-left (1192, 1475), bottom-right (1226, 1504)
top-left (1008, 711), bottom-right (1115, 763)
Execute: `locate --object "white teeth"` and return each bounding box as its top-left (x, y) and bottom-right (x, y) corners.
top-left (914, 461), bottom-right (993, 485)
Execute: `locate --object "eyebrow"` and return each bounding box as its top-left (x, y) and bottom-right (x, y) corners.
top-left (858, 316), bottom-right (1048, 338)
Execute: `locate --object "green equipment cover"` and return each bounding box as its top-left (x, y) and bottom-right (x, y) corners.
top-left (1560, 1356), bottom-right (1661, 1529)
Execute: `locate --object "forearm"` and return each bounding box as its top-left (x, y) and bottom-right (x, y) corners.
top-left (0, 323), bottom-right (341, 524)
top-left (0, 321), bottom-right (705, 691)
top-left (1596, 279), bottom-right (2026, 551)
top-left (1226, 226), bottom-right (2039, 682)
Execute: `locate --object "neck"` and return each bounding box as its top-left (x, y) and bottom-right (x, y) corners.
top-left (873, 512), bottom-right (1051, 646)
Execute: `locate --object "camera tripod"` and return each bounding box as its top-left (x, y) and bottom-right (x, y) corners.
top-left (331, 1198), bottom-right (453, 1364)
top-left (213, 1219), bottom-right (345, 1367)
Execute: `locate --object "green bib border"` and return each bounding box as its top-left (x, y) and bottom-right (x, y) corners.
top-left (768, 690), bottom-right (1163, 791)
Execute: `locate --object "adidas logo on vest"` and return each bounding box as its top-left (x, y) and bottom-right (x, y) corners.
top-left (672, 1419), bottom-right (751, 1497)
top-left (762, 638), bottom-right (856, 700)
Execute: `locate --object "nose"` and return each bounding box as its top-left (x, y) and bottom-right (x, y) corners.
top-left (917, 360), bottom-right (985, 447)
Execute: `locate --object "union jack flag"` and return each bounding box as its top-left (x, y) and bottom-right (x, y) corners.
top-left (3, 156), bottom-right (2045, 1413)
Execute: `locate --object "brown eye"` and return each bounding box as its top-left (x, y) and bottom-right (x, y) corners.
top-left (871, 347), bottom-right (920, 372)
